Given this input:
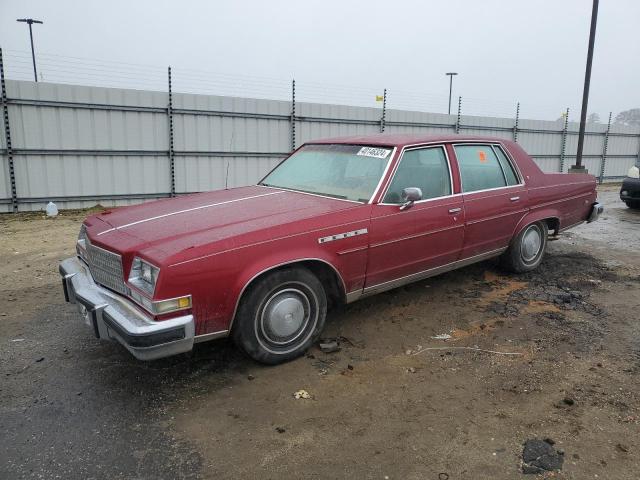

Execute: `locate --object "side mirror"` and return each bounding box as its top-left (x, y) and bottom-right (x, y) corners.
top-left (400, 187), bottom-right (422, 210)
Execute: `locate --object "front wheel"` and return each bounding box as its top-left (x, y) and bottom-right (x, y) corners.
top-left (233, 266), bottom-right (327, 364)
top-left (500, 221), bottom-right (548, 273)
top-left (625, 200), bottom-right (640, 210)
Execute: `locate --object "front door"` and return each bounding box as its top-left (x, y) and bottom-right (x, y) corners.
top-left (365, 145), bottom-right (465, 291)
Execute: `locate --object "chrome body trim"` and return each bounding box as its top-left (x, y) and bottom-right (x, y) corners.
top-left (229, 257), bottom-right (348, 333)
top-left (345, 290), bottom-right (363, 303)
top-left (451, 142), bottom-right (526, 193)
top-left (532, 191), bottom-right (593, 210)
top-left (377, 145), bottom-right (454, 205)
top-left (528, 181), bottom-right (595, 191)
top-left (359, 247), bottom-right (508, 298)
top-left (318, 228), bottom-right (368, 244)
top-left (466, 208), bottom-right (528, 226)
top-left (336, 245), bottom-right (369, 256)
top-left (452, 141), bottom-right (526, 188)
top-left (59, 256), bottom-right (195, 361)
top-left (375, 140), bottom-right (455, 200)
top-left (368, 146), bottom-right (398, 204)
top-left (257, 184), bottom-right (364, 204)
top-left (461, 183), bottom-right (525, 196)
top-left (194, 330), bottom-right (229, 343)
top-left (375, 194), bottom-right (464, 214)
top-left (369, 224), bottom-right (463, 249)
top-left (375, 140), bottom-right (528, 204)
top-left (491, 144), bottom-right (524, 185)
top-left (377, 192), bottom-right (464, 207)
top-left (78, 236), bottom-right (128, 295)
top-left (97, 191), bottom-right (285, 235)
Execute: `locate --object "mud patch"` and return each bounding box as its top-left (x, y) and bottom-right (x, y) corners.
top-left (483, 252), bottom-right (617, 319)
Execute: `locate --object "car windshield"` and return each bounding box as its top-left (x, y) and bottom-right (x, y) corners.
top-left (259, 144), bottom-right (392, 202)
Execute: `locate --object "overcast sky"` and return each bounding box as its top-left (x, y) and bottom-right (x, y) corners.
top-left (1, 0), bottom-right (638, 120)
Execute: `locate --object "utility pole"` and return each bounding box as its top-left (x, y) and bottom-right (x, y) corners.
top-left (446, 72), bottom-right (458, 115)
top-left (16, 18), bottom-right (43, 82)
top-left (571, 0), bottom-right (599, 173)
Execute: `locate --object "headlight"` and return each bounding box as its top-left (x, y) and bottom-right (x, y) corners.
top-left (128, 257), bottom-right (160, 295)
top-left (628, 166), bottom-right (640, 179)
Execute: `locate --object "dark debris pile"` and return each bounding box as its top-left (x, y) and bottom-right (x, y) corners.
top-left (521, 438), bottom-right (564, 474)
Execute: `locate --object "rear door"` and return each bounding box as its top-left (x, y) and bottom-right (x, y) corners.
top-left (453, 143), bottom-right (528, 258)
top-left (365, 145), bottom-right (465, 291)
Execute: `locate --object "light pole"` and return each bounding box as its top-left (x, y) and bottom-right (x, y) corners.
top-left (571, 0), bottom-right (599, 173)
top-left (16, 18), bottom-right (43, 82)
top-left (446, 72), bottom-right (458, 115)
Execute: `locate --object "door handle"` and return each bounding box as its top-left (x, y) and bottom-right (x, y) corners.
top-left (510, 196), bottom-right (520, 202)
top-left (448, 207), bottom-right (462, 214)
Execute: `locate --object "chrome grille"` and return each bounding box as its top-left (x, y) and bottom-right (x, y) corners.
top-left (85, 240), bottom-right (128, 295)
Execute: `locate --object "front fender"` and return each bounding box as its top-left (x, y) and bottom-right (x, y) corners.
top-left (228, 247), bottom-right (347, 330)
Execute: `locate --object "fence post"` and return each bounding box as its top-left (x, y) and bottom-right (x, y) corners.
top-left (167, 66), bottom-right (176, 197)
top-left (559, 108), bottom-right (569, 172)
top-left (0, 48), bottom-right (18, 212)
top-left (455, 96), bottom-right (462, 134)
top-left (598, 112), bottom-right (612, 184)
top-left (290, 79), bottom-right (296, 151)
top-left (513, 102), bottom-right (520, 142)
top-left (379, 88), bottom-right (387, 133)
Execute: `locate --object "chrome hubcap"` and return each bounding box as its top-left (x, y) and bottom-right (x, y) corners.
top-left (261, 288), bottom-right (310, 345)
top-left (521, 226), bottom-right (542, 262)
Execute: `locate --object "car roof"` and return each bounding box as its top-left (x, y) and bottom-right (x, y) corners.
top-left (307, 133), bottom-right (511, 148)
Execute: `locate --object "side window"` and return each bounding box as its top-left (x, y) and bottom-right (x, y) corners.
top-left (383, 147), bottom-right (451, 203)
top-left (493, 146), bottom-right (520, 186)
top-left (455, 145), bottom-right (507, 192)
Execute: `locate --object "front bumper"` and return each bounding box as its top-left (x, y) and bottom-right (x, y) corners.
top-left (59, 256), bottom-right (195, 360)
top-left (620, 177), bottom-right (640, 202)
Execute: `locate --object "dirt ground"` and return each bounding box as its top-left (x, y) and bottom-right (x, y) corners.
top-left (1, 184), bottom-right (639, 479)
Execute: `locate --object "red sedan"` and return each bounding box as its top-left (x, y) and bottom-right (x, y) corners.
top-left (60, 134), bottom-right (603, 363)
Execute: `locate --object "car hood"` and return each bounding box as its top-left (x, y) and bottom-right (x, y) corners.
top-left (90, 186), bottom-right (361, 263)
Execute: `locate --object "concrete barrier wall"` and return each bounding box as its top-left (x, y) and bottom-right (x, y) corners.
top-left (1, 79), bottom-right (638, 212)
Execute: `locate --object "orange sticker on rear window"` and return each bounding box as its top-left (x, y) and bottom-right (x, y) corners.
top-left (478, 150), bottom-right (487, 163)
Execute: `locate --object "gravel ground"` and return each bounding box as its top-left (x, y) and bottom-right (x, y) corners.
top-left (1, 184), bottom-right (639, 479)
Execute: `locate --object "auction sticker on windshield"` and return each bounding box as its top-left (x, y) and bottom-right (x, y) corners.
top-left (357, 147), bottom-right (391, 159)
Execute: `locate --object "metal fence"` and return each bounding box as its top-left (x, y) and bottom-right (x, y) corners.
top-left (1, 52), bottom-right (639, 213)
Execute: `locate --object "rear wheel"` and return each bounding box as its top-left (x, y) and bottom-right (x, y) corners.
top-left (233, 266), bottom-right (327, 364)
top-left (500, 221), bottom-right (548, 273)
top-left (625, 200), bottom-right (640, 210)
